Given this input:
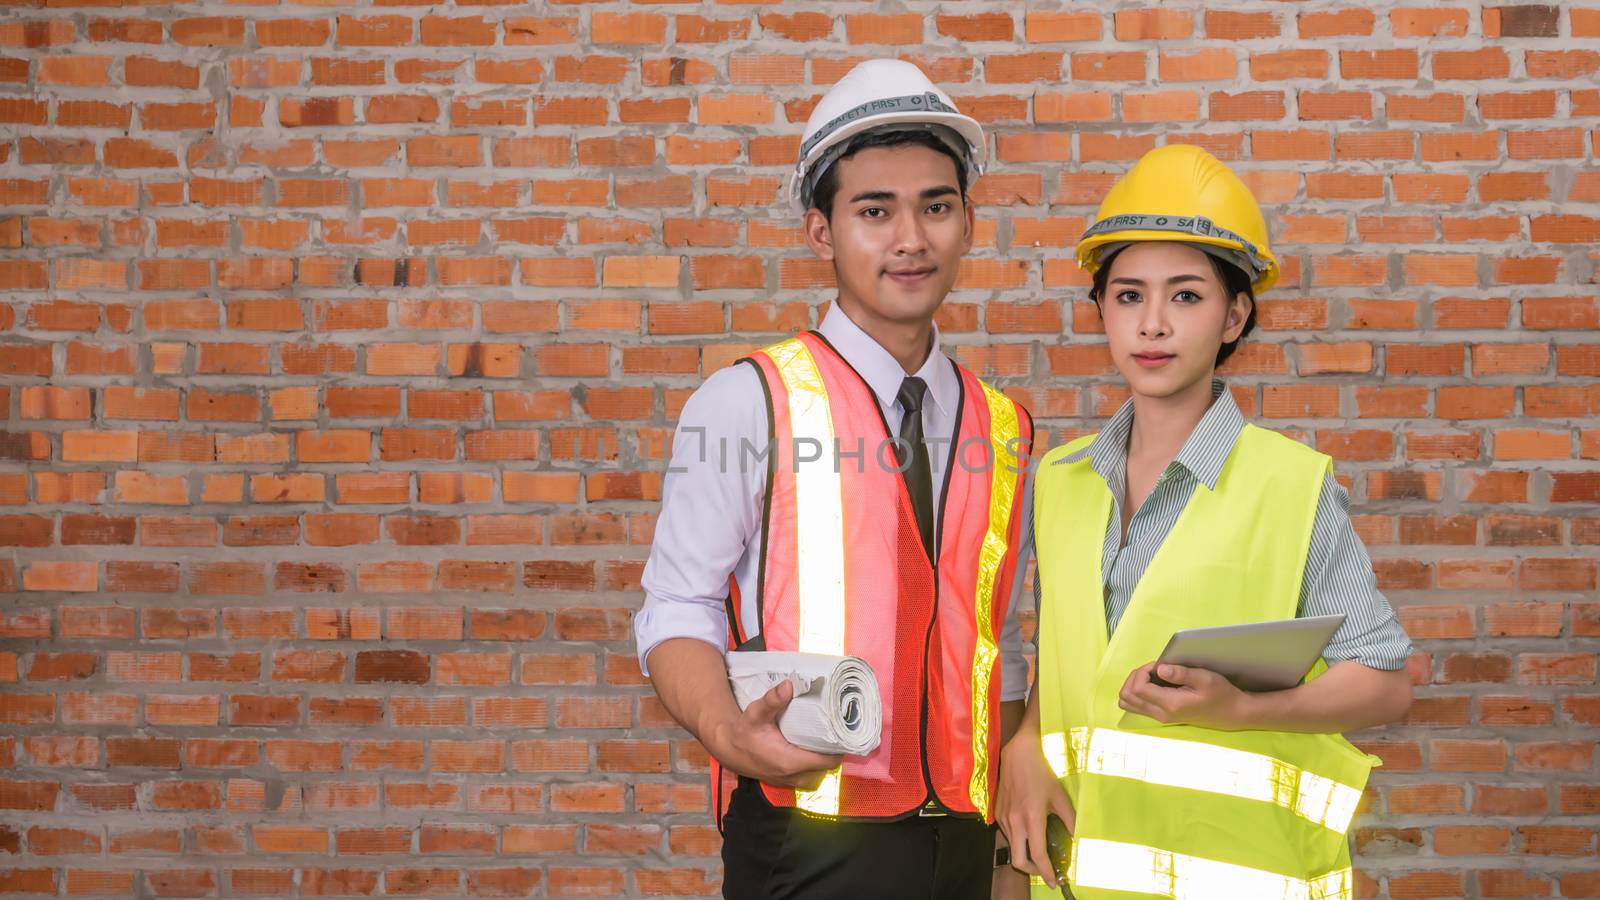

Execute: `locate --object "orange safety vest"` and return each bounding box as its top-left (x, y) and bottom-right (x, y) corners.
top-left (713, 330), bottom-right (1032, 822)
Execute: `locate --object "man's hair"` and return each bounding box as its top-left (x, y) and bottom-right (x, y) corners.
top-left (808, 129), bottom-right (969, 221)
top-left (1088, 245), bottom-right (1258, 368)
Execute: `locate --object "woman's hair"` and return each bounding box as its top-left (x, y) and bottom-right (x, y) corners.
top-left (1087, 245), bottom-right (1258, 367)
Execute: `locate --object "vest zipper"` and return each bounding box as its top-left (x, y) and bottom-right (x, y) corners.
top-left (918, 373), bottom-right (966, 818)
top-left (917, 577), bottom-right (936, 809)
top-left (918, 556), bottom-right (951, 815)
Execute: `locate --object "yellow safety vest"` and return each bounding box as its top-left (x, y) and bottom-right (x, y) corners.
top-left (1032, 424), bottom-right (1379, 900)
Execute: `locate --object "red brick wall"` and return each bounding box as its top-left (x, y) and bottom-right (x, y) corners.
top-left (3, 3), bottom-right (1599, 897)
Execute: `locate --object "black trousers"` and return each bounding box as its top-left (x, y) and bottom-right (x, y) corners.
top-left (720, 778), bottom-right (996, 900)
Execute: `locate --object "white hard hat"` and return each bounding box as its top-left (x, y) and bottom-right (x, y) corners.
top-left (789, 59), bottom-right (986, 216)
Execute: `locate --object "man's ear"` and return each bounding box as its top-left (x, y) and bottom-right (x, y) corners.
top-left (802, 208), bottom-right (834, 262)
top-left (1223, 291), bottom-right (1253, 342)
top-left (961, 193), bottom-right (975, 254)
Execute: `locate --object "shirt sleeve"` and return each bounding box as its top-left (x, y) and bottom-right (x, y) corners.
top-left (634, 362), bottom-right (767, 675)
top-left (1299, 472), bottom-right (1415, 671)
top-left (998, 460), bottom-right (1035, 702)
top-left (1028, 469), bottom-right (1043, 653)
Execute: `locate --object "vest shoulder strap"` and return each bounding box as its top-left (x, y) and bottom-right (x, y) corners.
top-left (1042, 433), bottom-right (1095, 465)
top-left (1232, 423), bottom-right (1332, 481)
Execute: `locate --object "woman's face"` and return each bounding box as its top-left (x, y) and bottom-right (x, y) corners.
top-left (1097, 242), bottom-right (1253, 400)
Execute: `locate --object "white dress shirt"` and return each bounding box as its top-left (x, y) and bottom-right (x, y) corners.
top-left (635, 304), bottom-right (1034, 701)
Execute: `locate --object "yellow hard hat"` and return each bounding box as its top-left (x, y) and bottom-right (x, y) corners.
top-left (1076, 144), bottom-right (1279, 294)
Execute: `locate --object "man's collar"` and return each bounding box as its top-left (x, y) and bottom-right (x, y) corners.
top-left (817, 302), bottom-right (956, 415)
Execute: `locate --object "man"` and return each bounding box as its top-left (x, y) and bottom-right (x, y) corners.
top-left (634, 60), bottom-right (1036, 899)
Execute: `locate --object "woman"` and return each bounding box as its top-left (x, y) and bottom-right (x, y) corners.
top-left (997, 145), bottom-right (1414, 899)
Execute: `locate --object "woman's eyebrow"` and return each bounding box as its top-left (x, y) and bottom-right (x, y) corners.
top-left (1110, 272), bottom-right (1210, 287)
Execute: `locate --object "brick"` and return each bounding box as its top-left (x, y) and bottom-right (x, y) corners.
top-left (24, 561), bottom-right (98, 593)
top-left (1525, 50), bottom-right (1600, 80)
top-left (1017, 11), bottom-right (1097, 42)
top-left (1251, 49), bottom-right (1328, 80)
top-left (40, 55), bottom-right (113, 86)
top-left (1493, 430), bottom-right (1569, 461)
top-left (1300, 342), bottom-right (1373, 374)
top-left (1072, 51), bottom-right (1146, 82)
top-left (551, 782), bottom-right (625, 813)
top-left (1124, 91), bottom-right (1200, 123)
top-left (1391, 8), bottom-right (1468, 37)
top-left (698, 94), bottom-right (773, 126)
top-left (936, 13), bottom-right (1014, 41)
top-left (1387, 92), bottom-right (1465, 124)
top-left (1432, 48), bottom-right (1510, 81)
top-left (1115, 9), bottom-right (1193, 40)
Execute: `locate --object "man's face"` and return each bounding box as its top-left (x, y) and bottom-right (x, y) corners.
top-left (803, 144), bottom-right (974, 326)
top-left (1098, 241), bottom-right (1252, 399)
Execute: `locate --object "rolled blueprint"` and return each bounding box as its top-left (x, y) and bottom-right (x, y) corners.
top-left (725, 651), bottom-right (882, 757)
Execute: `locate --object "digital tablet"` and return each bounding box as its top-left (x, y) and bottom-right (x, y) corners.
top-left (1153, 614), bottom-right (1346, 693)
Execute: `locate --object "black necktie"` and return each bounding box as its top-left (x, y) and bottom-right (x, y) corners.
top-left (896, 377), bottom-right (935, 562)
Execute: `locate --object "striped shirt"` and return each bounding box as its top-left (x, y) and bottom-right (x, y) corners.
top-left (1034, 380), bottom-right (1414, 671)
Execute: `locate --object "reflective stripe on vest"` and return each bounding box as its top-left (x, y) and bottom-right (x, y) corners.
top-left (1041, 728), bottom-right (1362, 835)
top-left (765, 337), bottom-right (846, 816)
top-left (966, 381), bottom-right (1019, 819)
top-left (1067, 838), bottom-right (1352, 900)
